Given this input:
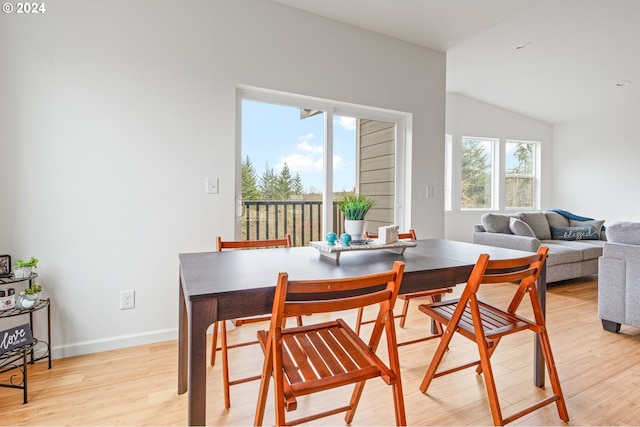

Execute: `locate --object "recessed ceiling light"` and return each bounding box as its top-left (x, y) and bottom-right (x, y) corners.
top-left (616, 80), bottom-right (632, 87)
top-left (515, 42), bottom-right (532, 50)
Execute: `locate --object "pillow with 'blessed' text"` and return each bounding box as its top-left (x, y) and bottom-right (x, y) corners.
top-left (551, 225), bottom-right (600, 241)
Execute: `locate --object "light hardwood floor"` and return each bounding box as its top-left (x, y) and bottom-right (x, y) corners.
top-left (1, 277), bottom-right (639, 426)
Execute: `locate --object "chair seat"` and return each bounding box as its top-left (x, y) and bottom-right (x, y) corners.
top-left (258, 318), bottom-right (394, 412)
top-left (420, 299), bottom-right (536, 347)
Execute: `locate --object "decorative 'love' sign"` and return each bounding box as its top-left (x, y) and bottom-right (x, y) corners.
top-left (0, 324), bottom-right (33, 355)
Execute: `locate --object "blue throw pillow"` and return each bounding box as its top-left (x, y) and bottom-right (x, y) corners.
top-left (551, 225), bottom-right (600, 241)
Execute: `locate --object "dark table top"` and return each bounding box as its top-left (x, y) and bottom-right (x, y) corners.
top-left (178, 239), bottom-right (535, 320)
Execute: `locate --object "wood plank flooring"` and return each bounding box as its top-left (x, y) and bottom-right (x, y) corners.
top-left (1, 277), bottom-right (639, 425)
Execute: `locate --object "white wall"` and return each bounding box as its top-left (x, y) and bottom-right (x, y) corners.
top-left (0, 0), bottom-right (446, 357)
top-left (444, 94), bottom-right (554, 242)
top-left (553, 106), bottom-right (640, 223)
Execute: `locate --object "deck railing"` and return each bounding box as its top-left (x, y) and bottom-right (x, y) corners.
top-left (241, 200), bottom-right (345, 247)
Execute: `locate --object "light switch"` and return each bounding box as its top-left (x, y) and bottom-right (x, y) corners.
top-left (206, 177), bottom-right (219, 194)
top-left (426, 184), bottom-right (434, 198)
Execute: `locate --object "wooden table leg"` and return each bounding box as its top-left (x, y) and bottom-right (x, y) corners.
top-left (178, 275), bottom-right (188, 395)
top-left (189, 300), bottom-right (216, 426)
top-left (534, 261), bottom-right (547, 388)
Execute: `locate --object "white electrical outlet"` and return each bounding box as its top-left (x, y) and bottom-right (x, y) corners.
top-left (120, 290), bottom-right (135, 310)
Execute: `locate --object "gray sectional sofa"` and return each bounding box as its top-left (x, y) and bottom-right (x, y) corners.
top-left (473, 210), bottom-right (606, 283)
top-left (598, 221), bottom-right (640, 332)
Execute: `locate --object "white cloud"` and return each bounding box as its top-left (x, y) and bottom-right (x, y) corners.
top-left (333, 155), bottom-right (345, 170)
top-left (336, 116), bottom-right (356, 131)
top-left (279, 153), bottom-right (323, 172)
top-left (277, 132), bottom-right (344, 174)
top-left (297, 140), bottom-right (323, 154)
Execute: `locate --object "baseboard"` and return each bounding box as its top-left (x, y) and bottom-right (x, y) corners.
top-left (51, 328), bottom-right (178, 359)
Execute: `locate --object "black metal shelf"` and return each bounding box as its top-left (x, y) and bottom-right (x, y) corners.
top-left (0, 273), bottom-right (51, 404)
top-left (0, 272), bottom-right (38, 286)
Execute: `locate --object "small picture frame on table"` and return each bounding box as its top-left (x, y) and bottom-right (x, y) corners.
top-left (0, 255), bottom-right (11, 278)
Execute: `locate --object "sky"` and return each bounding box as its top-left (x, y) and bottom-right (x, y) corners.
top-left (242, 100), bottom-right (356, 193)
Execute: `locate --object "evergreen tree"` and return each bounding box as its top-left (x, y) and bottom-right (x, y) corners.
top-left (461, 139), bottom-right (491, 208)
top-left (276, 162), bottom-right (293, 200)
top-left (292, 172), bottom-right (304, 195)
top-left (259, 163), bottom-right (279, 200)
top-left (241, 156), bottom-right (261, 200)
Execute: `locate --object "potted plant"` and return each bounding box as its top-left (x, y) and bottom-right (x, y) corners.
top-left (16, 283), bottom-right (42, 309)
top-left (338, 194), bottom-right (376, 241)
top-left (13, 256), bottom-right (38, 279)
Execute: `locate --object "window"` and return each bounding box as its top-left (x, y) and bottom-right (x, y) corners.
top-left (456, 136), bottom-right (540, 211)
top-left (505, 140), bottom-right (537, 209)
top-left (461, 137), bottom-right (495, 209)
top-left (238, 87), bottom-right (408, 245)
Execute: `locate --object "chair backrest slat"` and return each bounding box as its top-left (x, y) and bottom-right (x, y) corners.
top-left (364, 229), bottom-right (416, 240)
top-left (217, 234), bottom-right (292, 251)
top-left (284, 290), bottom-right (394, 317)
top-left (272, 261), bottom-right (405, 322)
top-left (481, 267), bottom-right (538, 284)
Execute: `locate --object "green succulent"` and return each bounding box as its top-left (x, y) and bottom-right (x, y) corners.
top-left (14, 256), bottom-right (38, 268)
top-left (25, 283), bottom-right (42, 295)
top-left (338, 194), bottom-right (376, 220)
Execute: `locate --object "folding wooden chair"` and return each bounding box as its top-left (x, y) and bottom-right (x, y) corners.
top-left (211, 235), bottom-right (302, 409)
top-left (418, 246), bottom-right (569, 426)
top-left (254, 261), bottom-right (407, 426)
top-left (355, 229), bottom-right (453, 346)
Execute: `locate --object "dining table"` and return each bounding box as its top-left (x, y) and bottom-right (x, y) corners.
top-left (177, 238), bottom-right (547, 426)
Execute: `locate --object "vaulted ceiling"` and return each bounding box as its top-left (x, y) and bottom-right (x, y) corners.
top-left (274, 0), bottom-right (640, 124)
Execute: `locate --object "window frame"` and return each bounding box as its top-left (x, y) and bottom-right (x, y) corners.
top-left (459, 136), bottom-right (498, 211)
top-left (236, 85), bottom-right (411, 237)
top-left (504, 139), bottom-right (540, 210)
top-left (455, 136), bottom-right (541, 212)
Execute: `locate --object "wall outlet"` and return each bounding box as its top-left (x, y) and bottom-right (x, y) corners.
top-left (120, 290), bottom-right (135, 310)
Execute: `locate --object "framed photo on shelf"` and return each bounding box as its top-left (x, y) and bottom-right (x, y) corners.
top-left (0, 255), bottom-right (11, 278)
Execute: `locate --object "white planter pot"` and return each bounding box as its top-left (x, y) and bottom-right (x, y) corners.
top-left (344, 220), bottom-right (366, 241)
top-left (13, 267), bottom-right (32, 279)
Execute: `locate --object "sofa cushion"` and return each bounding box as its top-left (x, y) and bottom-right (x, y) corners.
top-left (569, 219), bottom-right (605, 239)
top-left (605, 221), bottom-right (640, 245)
top-left (545, 211), bottom-right (570, 228)
top-left (542, 240), bottom-right (604, 262)
top-left (551, 225), bottom-right (600, 241)
top-left (540, 242), bottom-right (584, 266)
top-left (481, 213), bottom-right (512, 234)
top-left (517, 211), bottom-right (551, 240)
top-left (509, 217), bottom-right (536, 237)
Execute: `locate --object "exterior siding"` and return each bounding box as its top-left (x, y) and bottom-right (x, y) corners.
top-left (358, 119), bottom-right (395, 233)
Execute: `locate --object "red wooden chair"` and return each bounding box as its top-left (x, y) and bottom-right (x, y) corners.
top-left (211, 235), bottom-right (302, 409)
top-left (355, 229), bottom-right (453, 346)
top-left (418, 246), bottom-right (569, 426)
top-left (254, 261), bottom-right (407, 426)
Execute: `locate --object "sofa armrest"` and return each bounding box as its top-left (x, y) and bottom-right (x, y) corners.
top-left (599, 241), bottom-right (640, 328)
top-left (473, 231), bottom-right (541, 252)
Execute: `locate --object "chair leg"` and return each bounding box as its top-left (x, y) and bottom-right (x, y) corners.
top-left (221, 320), bottom-right (231, 409)
top-left (355, 307), bottom-right (364, 334)
top-left (475, 336), bottom-right (502, 375)
top-left (398, 297), bottom-right (411, 328)
top-left (475, 336), bottom-right (504, 426)
top-left (419, 324), bottom-right (455, 393)
top-left (254, 339), bottom-right (273, 427)
top-left (210, 321), bottom-right (219, 366)
top-left (538, 331), bottom-right (570, 421)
